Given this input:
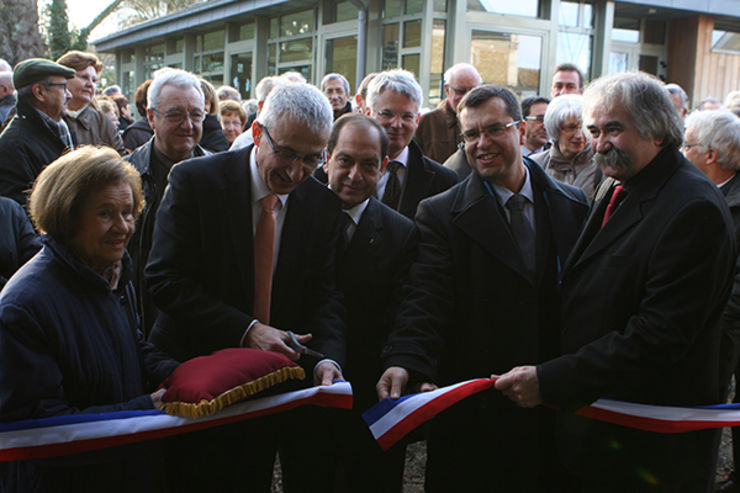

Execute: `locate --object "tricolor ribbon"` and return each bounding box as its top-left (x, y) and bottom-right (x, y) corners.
top-left (362, 378), bottom-right (740, 451)
top-left (0, 381), bottom-right (353, 462)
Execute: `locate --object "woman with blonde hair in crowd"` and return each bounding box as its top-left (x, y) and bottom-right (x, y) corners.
top-left (56, 51), bottom-right (125, 154)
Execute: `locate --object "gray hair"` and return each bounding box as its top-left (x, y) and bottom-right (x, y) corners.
top-left (584, 72), bottom-right (683, 150)
top-left (255, 76), bottom-right (282, 103)
top-left (444, 63), bottom-right (482, 86)
top-left (103, 85), bottom-right (121, 96)
top-left (544, 94), bottom-right (586, 142)
top-left (147, 68), bottom-right (205, 110)
top-left (697, 97), bottom-right (721, 111)
top-left (257, 83), bottom-right (333, 137)
top-left (665, 83), bottom-right (688, 110)
top-left (684, 109), bottom-right (740, 171)
top-left (321, 73), bottom-right (350, 95)
top-left (366, 69), bottom-right (423, 114)
top-left (726, 91), bottom-right (740, 110)
top-left (281, 71), bottom-right (307, 84)
top-left (216, 85), bottom-right (241, 102)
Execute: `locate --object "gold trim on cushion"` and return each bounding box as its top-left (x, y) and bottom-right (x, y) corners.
top-left (162, 366), bottom-right (306, 418)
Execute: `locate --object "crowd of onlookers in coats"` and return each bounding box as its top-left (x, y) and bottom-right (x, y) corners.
top-left (0, 48), bottom-right (740, 493)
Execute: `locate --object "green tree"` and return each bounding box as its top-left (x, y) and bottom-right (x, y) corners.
top-left (0, 0), bottom-right (47, 64)
top-left (47, 0), bottom-right (71, 60)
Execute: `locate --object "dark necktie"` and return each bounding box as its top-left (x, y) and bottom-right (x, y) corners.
top-left (506, 193), bottom-right (536, 279)
top-left (382, 161), bottom-right (402, 209)
top-left (601, 184), bottom-right (626, 228)
top-left (254, 194), bottom-right (278, 324)
top-left (337, 212), bottom-right (353, 258)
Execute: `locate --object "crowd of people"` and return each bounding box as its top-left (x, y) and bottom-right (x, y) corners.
top-left (0, 49), bottom-right (739, 493)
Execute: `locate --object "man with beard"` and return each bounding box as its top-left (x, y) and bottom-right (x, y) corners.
top-left (496, 72), bottom-right (735, 492)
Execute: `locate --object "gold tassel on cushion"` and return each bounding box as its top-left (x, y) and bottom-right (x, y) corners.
top-left (162, 366), bottom-right (306, 419)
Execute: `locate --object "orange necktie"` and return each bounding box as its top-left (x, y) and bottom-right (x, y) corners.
top-left (254, 194), bottom-right (278, 324)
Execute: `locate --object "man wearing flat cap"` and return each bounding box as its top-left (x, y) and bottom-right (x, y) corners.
top-left (0, 58), bottom-right (75, 205)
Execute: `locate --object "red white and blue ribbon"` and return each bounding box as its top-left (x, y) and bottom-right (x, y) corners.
top-left (0, 381), bottom-right (353, 462)
top-left (362, 378), bottom-right (740, 451)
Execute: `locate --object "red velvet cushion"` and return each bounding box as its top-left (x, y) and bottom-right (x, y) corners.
top-left (160, 348), bottom-right (305, 418)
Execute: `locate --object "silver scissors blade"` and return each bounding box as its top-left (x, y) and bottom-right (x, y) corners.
top-left (287, 330), bottom-right (325, 359)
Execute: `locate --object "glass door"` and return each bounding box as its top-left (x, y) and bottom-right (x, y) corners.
top-left (230, 52), bottom-right (253, 99)
top-left (470, 29), bottom-right (545, 98)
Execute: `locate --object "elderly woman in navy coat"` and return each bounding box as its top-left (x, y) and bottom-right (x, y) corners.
top-left (0, 146), bottom-right (178, 493)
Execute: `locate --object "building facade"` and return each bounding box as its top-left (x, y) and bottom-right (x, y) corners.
top-left (94, 0), bottom-right (740, 112)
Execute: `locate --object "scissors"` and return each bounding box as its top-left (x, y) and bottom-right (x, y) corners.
top-left (286, 331), bottom-right (325, 359)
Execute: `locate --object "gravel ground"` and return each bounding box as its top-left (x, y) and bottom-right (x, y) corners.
top-left (270, 424), bottom-right (735, 492)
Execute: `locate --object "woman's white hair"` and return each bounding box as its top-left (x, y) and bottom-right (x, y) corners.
top-left (544, 94), bottom-right (586, 142)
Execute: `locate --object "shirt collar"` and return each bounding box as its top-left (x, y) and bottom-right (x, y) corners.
top-left (250, 145), bottom-right (289, 207)
top-left (344, 198), bottom-right (370, 224)
top-left (489, 163), bottom-right (534, 206)
top-left (389, 145), bottom-right (410, 168)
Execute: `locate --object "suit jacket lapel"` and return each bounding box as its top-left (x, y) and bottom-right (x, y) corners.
top-left (399, 141), bottom-right (433, 218)
top-left (453, 173), bottom-right (531, 281)
top-left (565, 148), bottom-right (678, 274)
top-left (343, 198), bottom-right (384, 271)
top-left (224, 147), bottom-right (255, 297)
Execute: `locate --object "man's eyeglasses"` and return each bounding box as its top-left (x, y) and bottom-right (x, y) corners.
top-left (681, 142), bottom-right (709, 152)
top-left (374, 109), bottom-right (416, 123)
top-left (447, 86), bottom-right (470, 96)
top-left (151, 108), bottom-right (205, 124)
top-left (525, 115), bottom-right (545, 122)
top-left (262, 126), bottom-right (326, 167)
top-left (461, 120), bottom-right (520, 143)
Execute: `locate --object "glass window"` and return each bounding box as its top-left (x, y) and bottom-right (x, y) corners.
top-left (559, 2), bottom-right (579, 27)
top-left (712, 30), bottom-right (740, 55)
top-left (325, 36), bottom-right (358, 90)
top-left (202, 74), bottom-right (222, 87)
top-left (324, 0), bottom-right (359, 24)
top-left (270, 18), bottom-right (278, 38)
top-left (230, 52), bottom-right (253, 98)
top-left (403, 20), bottom-right (421, 48)
top-left (202, 53), bottom-right (224, 73)
top-left (239, 22), bottom-right (255, 40)
top-left (268, 43), bottom-right (277, 74)
top-left (434, 0), bottom-right (447, 12)
top-left (556, 32), bottom-right (591, 81)
top-left (203, 31), bottom-right (225, 51)
top-left (429, 19), bottom-right (446, 105)
top-left (583, 3), bottom-right (593, 28)
top-left (122, 51), bottom-right (133, 63)
top-left (281, 9), bottom-right (314, 37)
top-left (471, 30), bottom-right (542, 96)
top-left (166, 38), bottom-right (183, 53)
top-left (384, 0), bottom-right (402, 18)
top-left (403, 54), bottom-right (420, 81)
top-left (144, 44), bottom-right (165, 75)
top-left (467, 0), bottom-right (538, 18)
top-left (612, 28), bottom-right (639, 43)
top-left (280, 38), bottom-right (313, 63)
top-left (406, 0), bottom-right (423, 15)
top-left (609, 52), bottom-right (628, 74)
top-left (382, 23), bottom-right (400, 70)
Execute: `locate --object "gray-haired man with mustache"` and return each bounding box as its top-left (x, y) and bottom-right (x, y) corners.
top-left (496, 72), bottom-right (735, 492)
